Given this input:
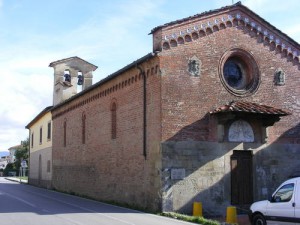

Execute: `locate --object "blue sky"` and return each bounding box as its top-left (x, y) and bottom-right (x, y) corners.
top-left (0, 0), bottom-right (299, 151)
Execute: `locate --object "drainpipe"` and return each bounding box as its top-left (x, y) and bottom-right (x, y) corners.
top-left (136, 65), bottom-right (147, 160)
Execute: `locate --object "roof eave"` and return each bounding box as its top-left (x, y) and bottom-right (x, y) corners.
top-left (149, 2), bottom-right (300, 49)
top-left (25, 106), bottom-right (53, 129)
top-left (49, 56), bottom-right (98, 71)
top-left (150, 2), bottom-right (242, 34)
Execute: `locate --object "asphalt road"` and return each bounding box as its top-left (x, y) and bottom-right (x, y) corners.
top-left (0, 177), bottom-right (194, 225)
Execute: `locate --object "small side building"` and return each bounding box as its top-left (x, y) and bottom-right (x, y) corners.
top-left (8, 145), bottom-right (21, 164)
top-left (0, 156), bottom-right (9, 170)
top-left (26, 106), bottom-right (53, 188)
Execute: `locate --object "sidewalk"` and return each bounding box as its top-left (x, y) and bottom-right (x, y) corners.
top-left (5, 177), bottom-right (28, 184)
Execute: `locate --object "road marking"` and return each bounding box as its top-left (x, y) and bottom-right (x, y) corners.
top-left (4, 192), bottom-right (36, 208)
top-left (54, 215), bottom-right (87, 225)
top-left (41, 209), bottom-right (51, 213)
top-left (26, 191), bottom-right (136, 225)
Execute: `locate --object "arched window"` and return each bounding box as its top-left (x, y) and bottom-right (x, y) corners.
top-left (31, 132), bottom-right (34, 148)
top-left (63, 119), bottom-right (67, 147)
top-left (82, 113), bottom-right (86, 144)
top-left (77, 71), bottom-right (83, 85)
top-left (111, 101), bottom-right (117, 139)
top-left (39, 126), bottom-right (43, 144)
top-left (47, 121), bottom-right (51, 141)
top-left (64, 69), bottom-right (71, 82)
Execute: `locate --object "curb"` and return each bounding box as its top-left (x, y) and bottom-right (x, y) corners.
top-left (5, 177), bottom-right (28, 184)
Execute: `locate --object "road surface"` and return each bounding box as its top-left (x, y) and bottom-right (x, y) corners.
top-left (0, 177), bottom-right (193, 225)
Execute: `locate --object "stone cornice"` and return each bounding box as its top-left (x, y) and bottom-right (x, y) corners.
top-left (161, 12), bottom-right (300, 63)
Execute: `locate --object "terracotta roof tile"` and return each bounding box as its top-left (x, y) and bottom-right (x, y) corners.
top-left (210, 101), bottom-right (291, 116)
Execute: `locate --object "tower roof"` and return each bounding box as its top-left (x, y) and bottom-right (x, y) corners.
top-left (49, 56), bottom-right (98, 72)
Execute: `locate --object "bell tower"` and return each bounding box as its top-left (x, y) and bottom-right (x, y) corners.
top-left (49, 57), bottom-right (98, 106)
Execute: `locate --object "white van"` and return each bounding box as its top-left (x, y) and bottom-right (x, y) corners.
top-left (249, 177), bottom-right (300, 225)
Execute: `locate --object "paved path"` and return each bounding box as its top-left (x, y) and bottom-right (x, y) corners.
top-left (0, 177), bottom-right (194, 225)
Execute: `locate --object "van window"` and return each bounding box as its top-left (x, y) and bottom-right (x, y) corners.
top-left (273, 183), bottom-right (294, 202)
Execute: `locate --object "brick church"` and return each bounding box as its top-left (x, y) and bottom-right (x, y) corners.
top-left (47, 2), bottom-right (300, 216)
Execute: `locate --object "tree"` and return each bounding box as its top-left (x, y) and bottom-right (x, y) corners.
top-left (14, 138), bottom-right (29, 169)
top-left (3, 163), bottom-right (17, 176)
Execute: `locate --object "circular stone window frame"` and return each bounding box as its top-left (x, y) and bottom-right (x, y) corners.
top-left (219, 48), bottom-right (260, 96)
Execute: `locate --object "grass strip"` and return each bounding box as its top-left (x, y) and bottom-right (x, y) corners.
top-left (160, 212), bottom-right (220, 225)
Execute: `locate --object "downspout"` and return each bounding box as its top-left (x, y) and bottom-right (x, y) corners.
top-left (136, 65), bottom-right (147, 160)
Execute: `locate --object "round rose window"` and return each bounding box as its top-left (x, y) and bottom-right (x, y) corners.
top-left (219, 48), bottom-right (260, 96)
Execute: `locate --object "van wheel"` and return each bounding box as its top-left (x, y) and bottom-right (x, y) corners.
top-left (252, 214), bottom-right (266, 225)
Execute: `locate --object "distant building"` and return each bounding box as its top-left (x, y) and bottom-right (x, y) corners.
top-left (8, 145), bottom-right (21, 163)
top-left (0, 156), bottom-right (9, 169)
top-left (26, 106), bottom-right (53, 188)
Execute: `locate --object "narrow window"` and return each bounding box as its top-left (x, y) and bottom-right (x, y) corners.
top-left (77, 71), bottom-right (83, 93)
top-left (82, 113), bottom-right (86, 144)
top-left (31, 132), bottom-right (34, 148)
top-left (111, 102), bottom-right (117, 139)
top-left (39, 127), bottom-right (43, 144)
top-left (77, 71), bottom-right (83, 85)
top-left (47, 121), bottom-right (51, 140)
top-left (63, 120), bottom-right (67, 147)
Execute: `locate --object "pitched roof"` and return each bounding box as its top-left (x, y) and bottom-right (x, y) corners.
top-left (49, 56), bottom-right (98, 71)
top-left (25, 106), bottom-right (53, 129)
top-left (8, 145), bottom-right (22, 150)
top-left (150, 1), bottom-right (300, 50)
top-left (210, 101), bottom-right (291, 116)
top-left (150, 2), bottom-right (242, 34)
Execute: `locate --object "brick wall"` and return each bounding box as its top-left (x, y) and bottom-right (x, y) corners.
top-left (50, 5), bottom-right (300, 215)
top-left (158, 10), bottom-right (300, 143)
top-left (156, 8), bottom-right (300, 216)
top-left (52, 57), bottom-right (162, 211)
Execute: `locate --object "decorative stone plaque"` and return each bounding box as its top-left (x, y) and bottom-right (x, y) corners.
top-left (171, 168), bottom-right (186, 180)
top-left (228, 120), bottom-right (254, 142)
top-left (188, 56), bottom-right (201, 77)
top-left (274, 68), bottom-right (285, 86)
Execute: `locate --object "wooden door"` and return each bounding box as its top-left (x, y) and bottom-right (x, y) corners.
top-left (231, 150), bottom-right (253, 205)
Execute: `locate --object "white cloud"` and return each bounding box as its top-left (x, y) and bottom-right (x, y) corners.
top-left (0, 48), bottom-right (53, 150)
top-left (0, 0), bottom-right (164, 150)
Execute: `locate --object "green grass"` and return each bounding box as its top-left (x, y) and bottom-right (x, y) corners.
top-left (160, 212), bottom-right (220, 225)
top-left (19, 176), bottom-right (28, 181)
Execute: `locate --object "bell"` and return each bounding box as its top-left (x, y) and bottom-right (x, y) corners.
top-left (77, 75), bottom-right (83, 85)
top-left (64, 73), bottom-right (71, 82)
